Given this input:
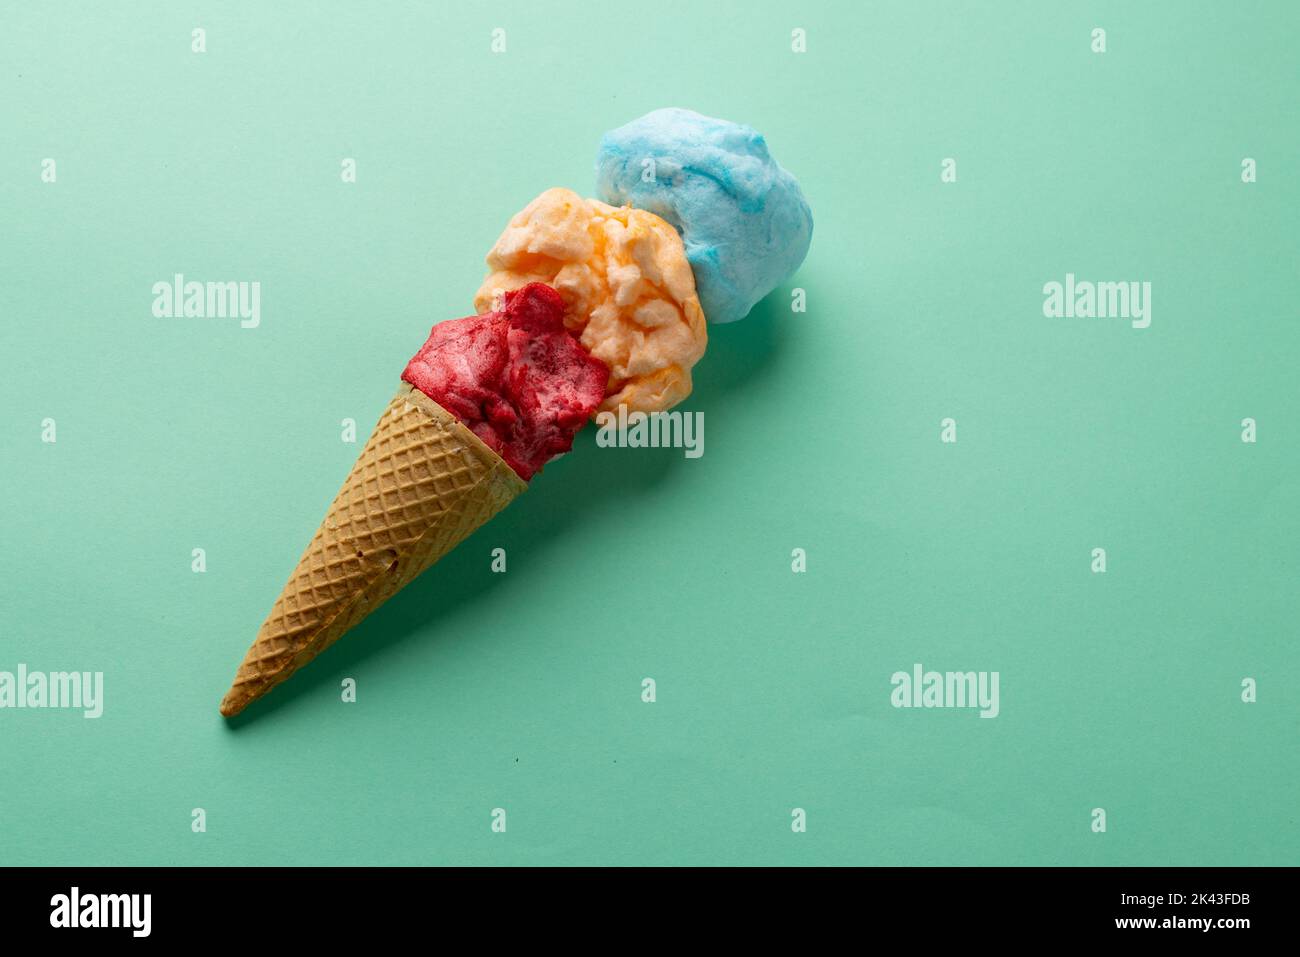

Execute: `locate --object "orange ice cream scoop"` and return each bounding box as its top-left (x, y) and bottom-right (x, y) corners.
top-left (474, 187), bottom-right (707, 414)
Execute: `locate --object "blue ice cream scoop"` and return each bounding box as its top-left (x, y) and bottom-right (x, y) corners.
top-left (595, 108), bottom-right (813, 324)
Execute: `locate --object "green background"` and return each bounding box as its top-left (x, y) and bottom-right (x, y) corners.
top-left (2, 1), bottom-right (1297, 866)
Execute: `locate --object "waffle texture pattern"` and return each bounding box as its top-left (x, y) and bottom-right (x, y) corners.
top-left (220, 384), bottom-right (526, 716)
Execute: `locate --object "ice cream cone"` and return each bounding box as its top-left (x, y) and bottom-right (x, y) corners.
top-left (219, 383), bottom-right (526, 717)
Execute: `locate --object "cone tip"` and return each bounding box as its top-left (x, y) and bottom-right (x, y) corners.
top-left (219, 689), bottom-right (245, 718)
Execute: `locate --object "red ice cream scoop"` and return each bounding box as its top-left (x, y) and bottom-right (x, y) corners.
top-left (401, 282), bottom-right (609, 481)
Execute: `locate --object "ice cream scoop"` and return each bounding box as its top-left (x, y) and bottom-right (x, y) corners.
top-left (403, 283), bottom-right (608, 481)
top-left (475, 188), bottom-right (707, 414)
top-left (595, 107), bottom-right (813, 325)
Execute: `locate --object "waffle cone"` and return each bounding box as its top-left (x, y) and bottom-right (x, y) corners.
top-left (219, 383), bottom-right (526, 717)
